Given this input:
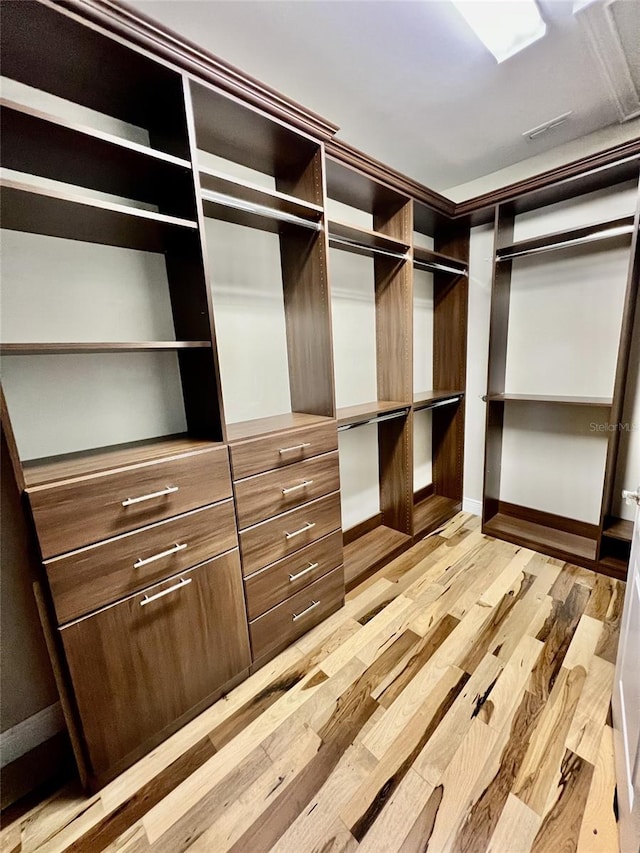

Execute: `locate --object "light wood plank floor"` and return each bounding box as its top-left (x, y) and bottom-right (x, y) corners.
top-left (1, 514), bottom-right (625, 852)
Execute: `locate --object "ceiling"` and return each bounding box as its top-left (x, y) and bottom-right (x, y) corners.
top-left (126, 0), bottom-right (640, 195)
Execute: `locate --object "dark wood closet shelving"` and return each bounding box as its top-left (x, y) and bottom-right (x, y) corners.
top-left (603, 517), bottom-right (634, 542)
top-left (328, 219), bottom-right (409, 256)
top-left (225, 412), bottom-right (334, 443)
top-left (413, 245), bottom-right (468, 275)
top-left (484, 513), bottom-right (598, 563)
top-left (413, 494), bottom-right (461, 538)
top-left (485, 393), bottom-right (613, 407)
top-left (336, 401), bottom-right (409, 429)
top-left (0, 342), bottom-right (211, 355)
top-left (343, 525), bottom-right (411, 589)
top-left (496, 214), bottom-right (634, 261)
top-left (199, 168), bottom-right (323, 222)
top-left (200, 189), bottom-right (322, 233)
top-left (0, 178), bottom-right (198, 251)
top-left (413, 390), bottom-right (464, 410)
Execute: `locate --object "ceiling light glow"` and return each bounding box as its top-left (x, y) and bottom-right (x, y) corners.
top-left (451, 0), bottom-right (547, 63)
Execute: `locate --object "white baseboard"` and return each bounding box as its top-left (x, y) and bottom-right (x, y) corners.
top-left (463, 497), bottom-right (482, 516)
top-left (0, 702), bottom-right (64, 768)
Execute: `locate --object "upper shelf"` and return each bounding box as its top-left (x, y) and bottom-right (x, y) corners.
top-left (485, 393), bottom-right (613, 408)
top-left (337, 400), bottom-right (410, 429)
top-left (413, 246), bottom-right (468, 276)
top-left (0, 177), bottom-right (198, 252)
top-left (328, 220), bottom-right (410, 259)
top-left (1, 99), bottom-right (194, 219)
top-left (200, 168), bottom-right (323, 233)
top-left (0, 342), bottom-right (211, 355)
top-left (226, 412), bottom-right (335, 443)
top-left (496, 215), bottom-right (635, 262)
top-left (413, 390), bottom-right (464, 411)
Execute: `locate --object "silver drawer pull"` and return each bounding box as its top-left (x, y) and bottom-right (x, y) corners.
top-left (289, 561), bottom-right (319, 582)
top-left (134, 542), bottom-right (187, 569)
top-left (282, 479), bottom-right (314, 496)
top-left (278, 442), bottom-right (311, 455)
top-left (139, 577), bottom-right (191, 606)
top-left (122, 485), bottom-right (179, 507)
top-left (285, 522), bottom-right (316, 540)
top-left (292, 600), bottom-right (320, 622)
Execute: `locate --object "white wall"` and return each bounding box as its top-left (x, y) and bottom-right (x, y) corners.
top-left (338, 425), bottom-right (380, 530)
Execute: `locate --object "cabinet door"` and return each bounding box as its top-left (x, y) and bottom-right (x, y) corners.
top-left (61, 550), bottom-right (250, 782)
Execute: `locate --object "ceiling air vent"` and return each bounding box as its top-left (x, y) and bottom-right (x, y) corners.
top-left (523, 111), bottom-right (573, 141)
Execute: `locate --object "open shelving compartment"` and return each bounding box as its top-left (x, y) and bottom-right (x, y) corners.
top-left (189, 79), bottom-right (335, 443)
top-left (0, 1), bottom-right (224, 488)
top-left (412, 201), bottom-right (469, 538)
top-left (326, 157), bottom-right (413, 587)
top-left (482, 160), bottom-right (640, 576)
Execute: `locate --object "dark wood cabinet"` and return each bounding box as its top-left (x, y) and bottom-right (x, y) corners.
top-left (60, 551), bottom-right (250, 786)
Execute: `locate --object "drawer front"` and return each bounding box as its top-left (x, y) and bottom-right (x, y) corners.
top-left (239, 492), bottom-right (341, 576)
top-left (249, 565), bottom-right (344, 663)
top-left (60, 551), bottom-right (251, 782)
top-left (27, 445), bottom-right (232, 559)
top-left (244, 530), bottom-right (343, 619)
top-left (46, 500), bottom-right (238, 624)
top-left (234, 452), bottom-right (340, 530)
top-left (229, 422), bottom-right (338, 480)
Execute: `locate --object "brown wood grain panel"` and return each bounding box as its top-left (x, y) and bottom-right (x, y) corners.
top-left (229, 420), bottom-right (338, 480)
top-left (379, 414), bottom-right (412, 536)
top-left (46, 500), bottom-right (238, 624)
top-left (281, 226), bottom-right (336, 419)
top-left (343, 524), bottom-right (412, 588)
top-left (27, 444), bottom-right (232, 559)
top-left (234, 451), bottom-right (340, 529)
top-left (343, 512), bottom-right (383, 546)
top-left (497, 501), bottom-right (600, 541)
top-left (432, 402), bottom-right (465, 502)
top-left (238, 491), bottom-right (342, 575)
top-left (244, 531), bottom-right (343, 619)
top-left (248, 565), bottom-right (344, 661)
top-left (61, 551), bottom-right (250, 784)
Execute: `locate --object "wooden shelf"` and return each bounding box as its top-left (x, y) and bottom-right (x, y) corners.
top-left (496, 215), bottom-right (634, 261)
top-left (603, 517), bottom-right (634, 542)
top-left (328, 220), bottom-right (409, 258)
top-left (413, 494), bottom-right (460, 537)
top-left (343, 524), bottom-right (412, 588)
top-left (597, 555), bottom-right (629, 579)
top-left (1, 99), bottom-right (193, 216)
top-left (226, 412), bottom-right (335, 443)
top-left (486, 393), bottom-right (613, 408)
top-left (336, 401), bottom-right (410, 429)
top-left (199, 168), bottom-right (322, 225)
top-left (0, 342), bottom-right (211, 355)
top-left (484, 512), bottom-right (598, 563)
top-left (413, 390), bottom-right (464, 411)
top-left (0, 178), bottom-right (198, 252)
top-left (413, 246), bottom-right (467, 275)
top-left (22, 435), bottom-right (223, 488)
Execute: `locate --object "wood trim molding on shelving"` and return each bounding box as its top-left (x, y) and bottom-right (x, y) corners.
top-left (54, 0), bottom-right (339, 141)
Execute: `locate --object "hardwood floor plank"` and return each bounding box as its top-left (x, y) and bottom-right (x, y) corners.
top-left (529, 750), bottom-right (595, 852)
top-left (561, 615), bottom-right (603, 673)
top-left (584, 574), bottom-right (619, 621)
top-left (478, 546), bottom-right (536, 607)
top-left (549, 563), bottom-right (595, 602)
top-left (484, 634), bottom-right (543, 733)
top-left (594, 579), bottom-right (625, 664)
top-left (486, 793), bottom-right (540, 853)
top-left (565, 656), bottom-right (615, 765)
top-left (576, 725), bottom-right (618, 851)
top-left (341, 667), bottom-right (467, 840)
top-left (355, 769), bottom-right (434, 853)
top-left (513, 666), bottom-right (587, 815)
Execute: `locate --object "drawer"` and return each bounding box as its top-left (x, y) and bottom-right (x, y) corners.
top-left (60, 551), bottom-right (250, 782)
top-left (244, 530), bottom-right (343, 619)
top-left (234, 451), bottom-right (340, 529)
top-left (239, 491), bottom-right (341, 576)
top-left (229, 421), bottom-right (338, 480)
top-left (46, 500), bottom-right (238, 624)
top-left (249, 565), bottom-right (344, 663)
top-left (27, 444), bottom-right (232, 559)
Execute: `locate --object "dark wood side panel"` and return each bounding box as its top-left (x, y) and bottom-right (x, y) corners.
top-left (497, 500), bottom-right (600, 540)
top-left (281, 227), bottom-right (336, 419)
top-left (60, 551), bottom-right (250, 784)
top-left (375, 256), bottom-right (412, 403)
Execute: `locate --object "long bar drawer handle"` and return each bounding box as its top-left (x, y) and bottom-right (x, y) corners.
top-left (134, 542), bottom-right (187, 569)
top-left (139, 577), bottom-right (191, 607)
top-left (122, 485), bottom-right (179, 507)
top-left (279, 442), bottom-right (311, 455)
top-left (289, 561), bottom-right (319, 582)
top-left (282, 480), bottom-right (314, 496)
top-left (292, 600), bottom-right (320, 622)
top-left (285, 522), bottom-right (316, 540)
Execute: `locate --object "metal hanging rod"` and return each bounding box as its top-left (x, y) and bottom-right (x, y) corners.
top-left (328, 234), bottom-right (409, 261)
top-left (201, 189), bottom-right (323, 231)
top-left (418, 396), bottom-right (463, 411)
top-left (413, 260), bottom-right (468, 276)
top-left (337, 407), bottom-right (410, 431)
top-left (497, 223), bottom-right (634, 262)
